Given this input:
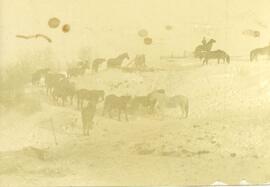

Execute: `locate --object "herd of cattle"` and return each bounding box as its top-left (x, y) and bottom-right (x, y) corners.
top-left (31, 65), bottom-right (189, 136)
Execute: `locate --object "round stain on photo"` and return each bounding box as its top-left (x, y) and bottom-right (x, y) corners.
top-left (48, 17), bottom-right (60, 28)
top-left (62, 24), bottom-right (71, 33)
top-left (138, 29), bottom-right (148, 37)
top-left (144, 37), bottom-right (152, 45)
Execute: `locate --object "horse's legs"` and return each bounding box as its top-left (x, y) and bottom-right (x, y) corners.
top-left (81, 99), bottom-right (84, 109)
top-left (77, 98), bottom-right (80, 109)
top-left (46, 86), bottom-right (51, 95)
top-left (125, 109), bottom-right (129, 122)
top-left (109, 108), bottom-right (113, 119)
top-left (118, 109), bottom-right (121, 121)
top-left (86, 121), bottom-right (90, 136)
top-left (105, 106), bottom-right (112, 118)
top-left (102, 106), bottom-right (106, 116)
top-left (82, 119), bottom-right (86, 135)
top-left (203, 58), bottom-right (208, 65)
top-left (62, 96), bottom-right (66, 106)
top-left (70, 95), bottom-right (73, 105)
top-left (184, 101), bottom-right (189, 118)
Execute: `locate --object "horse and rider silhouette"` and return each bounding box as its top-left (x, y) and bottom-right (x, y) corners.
top-left (250, 45), bottom-right (270, 62)
top-left (194, 37), bottom-right (230, 64)
top-left (194, 38), bottom-right (216, 60)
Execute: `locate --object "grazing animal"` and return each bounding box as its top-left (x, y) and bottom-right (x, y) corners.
top-left (32, 68), bottom-right (50, 86)
top-left (45, 72), bottom-right (66, 95)
top-left (103, 94), bottom-right (132, 121)
top-left (202, 50), bottom-right (230, 64)
top-left (52, 78), bottom-right (76, 106)
top-left (250, 46), bottom-right (270, 62)
top-left (194, 39), bottom-right (216, 60)
top-left (149, 93), bottom-right (189, 118)
top-left (67, 61), bottom-right (90, 78)
top-left (92, 58), bottom-right (106, 73)
top-left (107, 53), bottom-right (129, 68)
top-left (81, 99), bottom-right (99, 136)
top-left (76, 89), bottom-right (105, 109)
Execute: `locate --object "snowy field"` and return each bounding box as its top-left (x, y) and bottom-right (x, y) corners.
top-left (1, 58), bottom-right (270, 186)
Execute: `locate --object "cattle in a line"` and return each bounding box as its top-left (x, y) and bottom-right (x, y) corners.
top-left (103, 94), bottom-right (132, 121)
top-left (76, 89), bottom-right (105, 109)
top-left (81, 98), bottom-right (99, 136)
top-left (31, 50), bottom-right (193, 124)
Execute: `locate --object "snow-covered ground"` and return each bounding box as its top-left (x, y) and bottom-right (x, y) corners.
top-left (1, 58), bottom-right (270, 186)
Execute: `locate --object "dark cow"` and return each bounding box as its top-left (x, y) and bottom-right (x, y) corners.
top-left (130, 95), bottom-right (156, 114)
top-left (45, 72), bottom-right (66, 95)
top-left (103, 94), bottom-right (132, 121)
top-left (76, 89), bottom-right (105, 109)
top-left (52, 78), bottom-right (76, 106)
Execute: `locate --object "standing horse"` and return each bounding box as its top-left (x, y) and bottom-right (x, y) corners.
top-left (202, 50), bottom-right (230, 65)
top-left (149, 92), bottom-right (189, 119)
top-left (92, 58), bottom-right (106, 73)
top-left (107, 53), bottom-right (129, 68)
top-left (250, 46), bottom-right (270, 62)
top-left (194, 39), bottom-right (216, 60)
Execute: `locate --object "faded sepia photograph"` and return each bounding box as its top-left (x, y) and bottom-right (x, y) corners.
top-left (1, 0), bottom-right (270, 186)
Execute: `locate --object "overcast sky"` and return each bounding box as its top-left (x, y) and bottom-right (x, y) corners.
top-left (1, 0), bottom-right (270, 65)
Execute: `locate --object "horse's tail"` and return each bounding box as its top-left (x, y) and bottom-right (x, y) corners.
top-left (185, 98), bottom-right (189, 118)
top-left (226, 54), bottom-right (230, 64)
